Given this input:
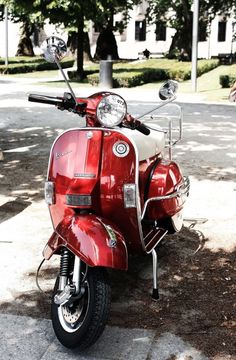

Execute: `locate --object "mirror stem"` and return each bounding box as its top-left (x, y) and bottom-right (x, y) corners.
top-left (55, 57), bottom-right (77, 103)
top-left (136, 95), bottom-right (176, 120)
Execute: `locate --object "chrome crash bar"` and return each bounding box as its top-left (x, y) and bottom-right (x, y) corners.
top-left (141, 176), bottom-right (190, 220)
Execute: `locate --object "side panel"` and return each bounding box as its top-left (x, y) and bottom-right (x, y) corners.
top-left (47, 128), bottom-right (144, 254)
top-left (47, 129), bottom-right (103, 228)
top-left (43, 215), bottom-right (128, 270)
top-left (100, 131), bottom-right (143, 253)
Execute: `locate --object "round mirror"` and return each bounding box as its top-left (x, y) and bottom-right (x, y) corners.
top-left (41, 36), bottom-right (67, 63)
top-left (159, 80), bottom-right (178, 100)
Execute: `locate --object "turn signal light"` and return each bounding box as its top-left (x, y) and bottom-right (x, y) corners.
top-left (44, 181), bottom-right (55, 205)
top-left (124, 184), bottom-right (136, 208)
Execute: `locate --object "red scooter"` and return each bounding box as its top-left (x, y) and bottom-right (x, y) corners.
top-left (29, 37), bottom-right (190, 350)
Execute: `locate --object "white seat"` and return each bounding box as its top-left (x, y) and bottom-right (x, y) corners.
top-left (121, 123), bottom-right (165, 161)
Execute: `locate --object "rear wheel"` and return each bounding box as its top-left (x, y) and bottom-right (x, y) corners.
top-left (160, 211), bottom-right (184, 234)
top-left (51, 267), bottom-right (111, 350)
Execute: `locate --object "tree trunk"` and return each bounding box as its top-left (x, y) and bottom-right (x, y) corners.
top-left (168, 5), bottom-right (193, 60)
top-left (16, 21), bottom-right (34, 56)
top-left (94, 28), bottom-right (119, 60)
top-left (67, 31), bottom-right (93, 62)
top-left (84, 32), bottom-right (93, 62)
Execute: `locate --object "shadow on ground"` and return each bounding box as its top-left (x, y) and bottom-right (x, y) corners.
top-left (0, 225), bottom-right (235, 358)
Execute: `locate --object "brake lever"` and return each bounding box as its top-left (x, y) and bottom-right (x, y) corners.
top-left (122, 114), bottom-right (150, 135)
top-left (58, 92), bottom-right (86, 115)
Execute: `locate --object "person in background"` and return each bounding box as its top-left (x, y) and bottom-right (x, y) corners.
top-left (143, 48), bottom-right (150, 59)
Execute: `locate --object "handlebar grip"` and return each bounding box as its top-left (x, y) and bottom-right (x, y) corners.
top-left (136, 123), bottom-right (150, 136)
top-left (28, 94), bottom-right (63, 107)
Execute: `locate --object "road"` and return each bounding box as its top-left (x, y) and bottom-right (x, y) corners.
top-left (0, 79), bottom-right (235, 359)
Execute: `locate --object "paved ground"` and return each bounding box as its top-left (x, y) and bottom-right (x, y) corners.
top-left (0, 76), bottom-right (236, 359)
top-left (0, 314), bottom-right (209, 360)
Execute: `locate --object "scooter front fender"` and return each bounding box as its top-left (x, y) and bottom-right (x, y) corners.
top-left (43, 214), bottom-right (128, 270)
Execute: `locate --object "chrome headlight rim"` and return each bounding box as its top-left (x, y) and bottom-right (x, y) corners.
top-left (96, 94), bottom-right (127, 128)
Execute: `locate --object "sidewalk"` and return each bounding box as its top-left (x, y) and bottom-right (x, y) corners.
top-left (0, 75), bottom-right (235, 360)
top-left (0, 314), bottom-right (208, 360)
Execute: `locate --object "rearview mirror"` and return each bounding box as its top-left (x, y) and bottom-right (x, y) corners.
top-left (159, 80), bottom-right (178, 100)
top-left (41, 36), bottom-right (67, 63)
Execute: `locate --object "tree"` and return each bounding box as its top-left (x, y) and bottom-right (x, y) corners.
top-left (39, 1), bottom-right (141, 72)
top-left (0, 0), bottom-right (43, 56)
top-left (38, 0), bottom-right (92, 79)
top-left (93, 0), bottom-right (142, 60)
top-left (147, 0), bottom-right (236, 59)
top-left (0, 1), bottom-right (142, 75)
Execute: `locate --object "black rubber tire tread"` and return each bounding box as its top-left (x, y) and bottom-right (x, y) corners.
top-left (51, 267), bottom-right (111, 350)
top-left (159, 217), bottom-right (178, 234)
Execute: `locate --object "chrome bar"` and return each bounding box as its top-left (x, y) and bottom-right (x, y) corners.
top-left (168, 117), bottom-right (172, 160)
top-left (55, 57), bottom-right (77, 103)
top-left (151, 248), bottom-right (159, 300)
top-left (72, 256), bottom-right (81, 294)
top-left (171, 106), bottom-right (183, 146)
top-left (58, 275), bottom-right (67, 291)
top-left (141, 176), bottom-right (190, 220)
top-left (136, 95), bottom-right (177, 120)
top-left (143, 103), bottom-right (183, 159)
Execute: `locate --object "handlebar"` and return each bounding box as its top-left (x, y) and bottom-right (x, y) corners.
top-left (135, 122), bottom-right (150, 135)
top-left (28, 94), bottom-right (64, 107)
top-left (28, 93), bottom-right (150, 136)
top-left (28, 93), bottom-right (87, 115)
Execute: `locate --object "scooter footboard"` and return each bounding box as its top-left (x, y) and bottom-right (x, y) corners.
top-left (43, 214), bottom-right (128, 270)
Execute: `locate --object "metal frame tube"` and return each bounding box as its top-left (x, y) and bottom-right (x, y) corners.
top-left (5, 6), bottom-right (8, 66)
top-left (191, 0), bottom-right (199, 92)
top-left (152, 249), bottom-right (159, 300)
top-left (72, 256), bottom-right (81, 294)
top-left (55, 57), bottom-right (77, 103)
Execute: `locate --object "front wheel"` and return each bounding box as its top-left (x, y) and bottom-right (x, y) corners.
top-left (51, 267), bottom-right (111, 350)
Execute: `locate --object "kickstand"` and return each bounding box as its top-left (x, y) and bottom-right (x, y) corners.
top-left (151, 248), bottom-right (159, 301)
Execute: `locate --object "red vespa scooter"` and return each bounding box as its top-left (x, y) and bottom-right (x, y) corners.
top-left (29, 37), bottom-right (190, 350)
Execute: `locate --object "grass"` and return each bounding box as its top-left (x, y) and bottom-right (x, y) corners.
top-left (3, 58), bottom-right (236, 102)
top-left (6, 69), bottom-right (60, 78)
top-left (126, 64), bottom-right (235, 102)
top-left (0, 56), bottom-right (42, 65)
top-left (170, 64), bottom-right (235, 102)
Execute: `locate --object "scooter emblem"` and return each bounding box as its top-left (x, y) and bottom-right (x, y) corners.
top-left (103, 223), bottom-right (117, 248)
top-left (55, 150), bottom-right (72, 160)
top-left (113, 141), bottom-right (129, 157)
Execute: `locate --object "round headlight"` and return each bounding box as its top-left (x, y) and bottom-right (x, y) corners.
top-left (96, 94), bottom-right (127, 127)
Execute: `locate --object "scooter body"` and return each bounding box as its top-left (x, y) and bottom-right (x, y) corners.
top-left (44, 113), bottom-right (187, 260)
top-left (29, 36), bottom-right (190, 351)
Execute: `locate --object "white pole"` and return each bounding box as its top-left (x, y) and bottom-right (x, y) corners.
top-left (191, 0), bottom-right (199, 92)
top-left (5, 6), bottom-right (8, 66)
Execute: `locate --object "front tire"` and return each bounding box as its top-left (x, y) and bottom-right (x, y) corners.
top-left (51, 267), bottom-right (111, 350)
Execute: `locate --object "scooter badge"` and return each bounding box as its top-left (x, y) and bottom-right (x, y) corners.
top-left (113, 141), bottom-right (129, 157)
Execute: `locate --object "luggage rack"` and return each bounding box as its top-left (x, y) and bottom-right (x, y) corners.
top-left (143, 103), bottom-right (183, 160)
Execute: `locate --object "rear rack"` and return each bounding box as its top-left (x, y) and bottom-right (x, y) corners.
top-left (143, 103), bottom-right (183, 160)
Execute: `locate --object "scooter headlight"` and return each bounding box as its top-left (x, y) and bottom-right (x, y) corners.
top-left (96, 94), bottom-right (127, 127)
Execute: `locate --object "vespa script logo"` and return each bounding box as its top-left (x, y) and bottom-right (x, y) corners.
top-left (55, 150), bottom-right (72, 160)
